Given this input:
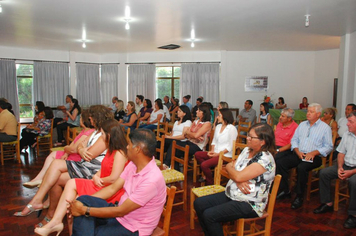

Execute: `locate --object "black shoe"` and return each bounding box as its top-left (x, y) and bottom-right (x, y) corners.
top-left (344, 215), bottom-right (356, 229)
top-left (291, 197), bottom-right (304, 209)
top-left (198, 177), bottom-right (206, 183)
top-left (313, 204), bottom-right (333, 214)
top-left (276, 190), bottom-right (291, 200)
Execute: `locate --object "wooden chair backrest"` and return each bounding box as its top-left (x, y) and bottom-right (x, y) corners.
top-left (214, 152), bottom-right (235, 185)
top-left (232, 139), bottom-right (246, 159)
top-left (237, 121), bottom-right (251, 144)
top-left (156, 135), bottom-right (165, 168)
top-left (171, 140), bottom-right (189, 174)
top-left (162, 186), bottom-right (177, 236)
top-left (327, 131), bottom-right (338, 166)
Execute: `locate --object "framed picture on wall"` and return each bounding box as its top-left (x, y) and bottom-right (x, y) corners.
top-left (244, 76), bottom-right (268, 92)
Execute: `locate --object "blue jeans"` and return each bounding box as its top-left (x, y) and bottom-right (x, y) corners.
top-left (194, 192), bottom-right (258, 236)
top-left (138, 124), bottom-right (157, 131)
top-left (72, 195), bottom-right (139, 236)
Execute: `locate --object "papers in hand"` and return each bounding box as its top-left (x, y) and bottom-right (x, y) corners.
top-left (302, 158), bottom-right (313, 163)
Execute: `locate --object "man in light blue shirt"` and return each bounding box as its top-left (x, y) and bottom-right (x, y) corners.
top-left (183, 95), bottom-right (192, 111)
top-left (276, 103), bottom-right (333, 209)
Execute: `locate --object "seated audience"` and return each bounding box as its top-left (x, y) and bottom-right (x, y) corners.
top-left (0, 100), bottom-right (18, 142)
top-left (157, 98), bottom-right (170, 122)
top-left (163, 103), bottom-right (211, 169)
top-left (237, 100), bottom-right (256, 125)
top-left (274, 108), bottom-right (298, 163)
top-left (276, 103), bottom-right (333, 209)
top-left (213, 101), bottom-right (229, 128)
top-left (20, 106), bottom-right (53, 151)
top-left (34, 101), bottom-right (46, 125)
top-left (192, 97), bottom-right (203, 119)
top-left (54, 95), bottom-right (72, 128)
top-left (195, 108), bottom-right (237, 185)
top-left (135, 95), bottom-right (144, 114)
top-left (22, 110), bottom-right (94, 188)
top-left (68, 129), bottom-right (166, 236)
top-left (258, 102), bottom-right (272, 126)
top-left (264, 96), bottom-right (274, 109)
top-left (163, 95), bottom-right (172, 110)
top-left (109, 96), bottom-right (119, 112)
top-left (137, 99), bottom-right (153, 124)
top-left (162, 105), bottom-right (192, 160)
top-left (299, 97), bottom-right (309, 110)
top-left (183, 95), bottom-right (192, 110)
top-left (56, 98), bottom-right (81, 145)
top-left (313, 111), bottom-right (356, 229)
top-left (114, 99), bottom-right (125, 122)
top-left (119, 101), bottom-right (138, 130)
top-left (35, 119), bottom-right (129, 235)
top-left (194, 123), bottom-right (276, 236)
top-left (338, 104), bottom-right (356, 138)
top-left (14, 105), bottom-right (112, 217)
top-left (169, 98), bottom-right (179, 115)
top-left (139, 99), bottom-right (164, 131)
top-left (275, 97), bottom-right (287, 109)
top-left (321, 107), bottom-right (338, 134)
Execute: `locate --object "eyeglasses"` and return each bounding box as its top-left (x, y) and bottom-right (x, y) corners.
top-left (247, 134), bottom-right (260, 140)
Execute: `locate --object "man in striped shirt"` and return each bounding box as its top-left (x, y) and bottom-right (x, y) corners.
top-left (276, 103), bottom-right (333, 209)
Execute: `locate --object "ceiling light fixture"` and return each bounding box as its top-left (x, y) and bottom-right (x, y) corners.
top-left (82, 41), bottom-right (86, 48)
top-left (0, 4), bottom-right (2, 13)
top-left (305, 14), bottom-right (310, 27)
top-left (191, 42), bottom-right (195, 48)
top-left (124, 6), bottom-right (131, 30)
top-left (190, 29), bottom-right (195, 48)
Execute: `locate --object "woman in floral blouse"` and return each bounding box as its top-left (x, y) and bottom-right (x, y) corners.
top-left (20, 106), bottom-right (53, 151)
top-left (194, 123), bottom-right (276, 236)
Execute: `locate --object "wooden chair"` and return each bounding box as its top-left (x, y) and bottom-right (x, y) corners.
top-left (161, 140), bottom-right (189, 211)
top-left (0, 123), bottom-right (21, 165)
top-left (193, 128), bottom-right (215, 184)
top-left (66, 126), bottom-right (82, 145)
top-left (151, 186), bottom-right (177, 236)
top-left (237, 121), bottom-right (252, 144)
top-left (190, 152), bottom-right (233, 229)
top-left (36, 119), bottom-right (54, 154)
top-left (223, 175), bottom-right (282, 236)
top-left (155, 135), bottom-right (165, 168)
top-left (334, 179), bottom-right (350, 211)
top-left (306, 132), bottom-right (337, 201)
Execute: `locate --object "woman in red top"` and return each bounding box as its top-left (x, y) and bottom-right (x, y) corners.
top-left (35, 120), bottom-right (128, 236)
top-left (299, 97), bottom-right (309, 110)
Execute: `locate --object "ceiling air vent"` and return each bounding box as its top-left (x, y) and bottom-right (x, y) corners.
top-left (158, 44), bottom-right (181, 50)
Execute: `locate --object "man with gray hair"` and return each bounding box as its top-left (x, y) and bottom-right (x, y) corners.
top-left (276, 103), bottom-right (333, 209)
top-left (275, 109), bottom-right (298, 159)
top-left (109, 96), bottom-right (119, 113)
top-left (313, 111), bottom-right (356, 228)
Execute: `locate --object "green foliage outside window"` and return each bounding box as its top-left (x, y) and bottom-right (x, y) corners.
top-left (156, 66), bottom-right (180, 100)
top-left (16, 64), bottom-right (34, 118)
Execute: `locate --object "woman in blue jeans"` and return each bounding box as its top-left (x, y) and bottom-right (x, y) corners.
top-left (194, 123), bottom-right (276, 236)
top-left (139, 99), bottom-right (164, 131)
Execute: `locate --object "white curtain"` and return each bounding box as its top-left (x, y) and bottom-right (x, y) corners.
top-left (76, 63), bottom-right (101, 106)
top-left (0, 59), bottom-right (20, 120)
top-left (101, 64), bottom-right (119, 105)
top-left (128, 64), bottom-right (156, 101)
top-left (33, 61), bottom-right (70, 107)
top-left (181, 63), bottom-right (220, 107)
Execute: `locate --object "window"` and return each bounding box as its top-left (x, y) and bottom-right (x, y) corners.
top-left (16, 64), bottom-right (34, 118)
top-left (156, 66), bottom-right (180, 99)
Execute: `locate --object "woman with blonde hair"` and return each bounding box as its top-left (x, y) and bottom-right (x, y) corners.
top-left (114, 99), bottom-right (125, 122)
top-left (119, 101), bottom-right (138, 130)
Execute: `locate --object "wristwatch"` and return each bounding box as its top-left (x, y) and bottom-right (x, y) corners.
top-left (85, 207), bottom-right (91, 217)
top-left (276, 149), bottom-right (280, 153)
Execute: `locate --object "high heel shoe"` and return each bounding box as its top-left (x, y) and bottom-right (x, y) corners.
top-left (14, 204), bottom-right (43, 217)
top-left (34, 223), bottom-right (63, 236)
top-left (23, 180), bottom-right (42, 189)
top-left (35, 216), bottom-right (51, 228)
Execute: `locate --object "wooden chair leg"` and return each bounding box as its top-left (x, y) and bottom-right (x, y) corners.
top-left (1, 144), bottom-right (4, 166)
top-left (183, 179), bottom-right (187, 211)
top-left (16, 143), bottom-right (21, 163)
top-left (237, 219), bottom-right (245, 236)
top-left (334, 179), bottom-right (340, 211)
top-left (190, 188), bottom-right (196, 229)
top-left (306, 171), bottom-right (313, 201)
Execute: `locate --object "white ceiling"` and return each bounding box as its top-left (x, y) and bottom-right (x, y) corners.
top-left (0, 0), bottom-right (356, 54)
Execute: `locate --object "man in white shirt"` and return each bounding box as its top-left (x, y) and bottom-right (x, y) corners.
top-left (135, 95), bottom-right (144, 114)
top-left (338, 104), bottom-right (356, 138)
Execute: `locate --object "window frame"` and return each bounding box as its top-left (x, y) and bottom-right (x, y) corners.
top-left (156, 66), bottom-right (180, 98)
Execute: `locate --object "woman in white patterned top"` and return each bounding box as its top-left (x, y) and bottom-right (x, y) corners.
top-left (194, 123), bottom-right (276, 236)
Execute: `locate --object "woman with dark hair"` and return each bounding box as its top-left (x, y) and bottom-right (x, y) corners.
top-left (139, 99), bottom-right (164, 130)
top-left (137, 99), bottom-right (153, 123)
top-left (258, 102), bottom-right (272, 125)
top-left (275, 97), bottom-right (287, 109)
top-left (33, 101), bottom-right (45, 125)
top-left (194, 123), bottom-right (276, 236)
top-left (22, 110), bottom-right (95, 188)
top-left (20, 106), bottom-right (53, 151)
top-left (119, 101), bottom-right (138, 130)
top-left (35, 120), bottom-right (129, 236)
top-left (214, 101), bottom-right (229, 128)
top-left (163, 103), bottom-right (212, 169)
top-left (56, 98), bottom-right (82, 145)
top-left (14, 105), bottom-right (111, 218)
top-left (195, 108), bottom-right (238, 185)
top-left (299, 97), bottom-right (309, 110)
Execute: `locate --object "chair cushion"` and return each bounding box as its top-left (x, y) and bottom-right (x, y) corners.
top-left (50, 147), bottom-right (65, 152)
top-left (155, 159), bottom-right (161, 166)
top-left (1, 141), bottom-right (18, 145)
top-left (192, 185), bottom-right (226, 197)
top-left (161, 169), bottom-right (184, 184)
